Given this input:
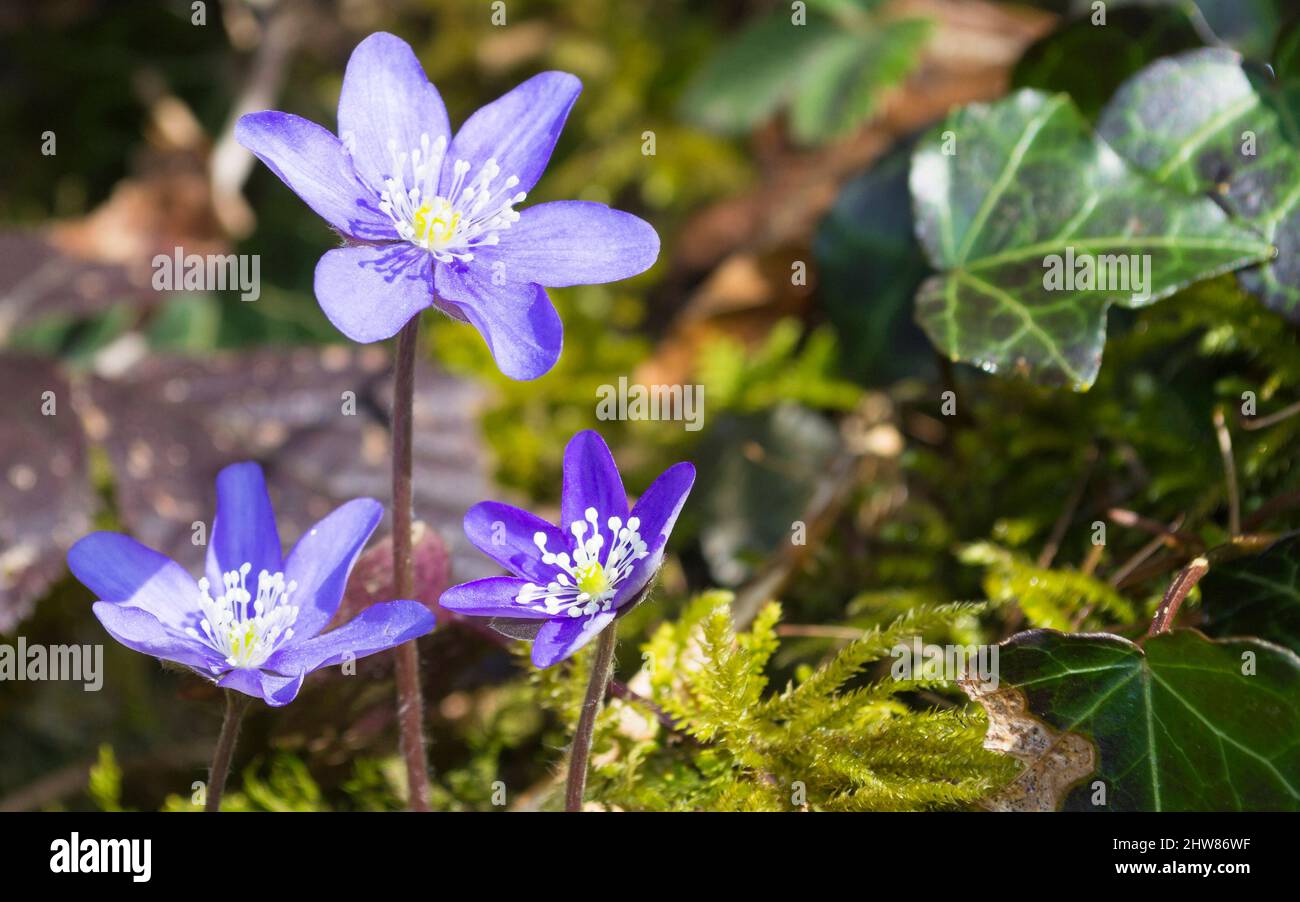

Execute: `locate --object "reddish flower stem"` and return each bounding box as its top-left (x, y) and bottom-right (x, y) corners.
top-left (392, 316), bottom-right (431, 812)
top-left (205, 690), bottom-right (251, 812)
top-left (565, 622), bottom-right (618, 812)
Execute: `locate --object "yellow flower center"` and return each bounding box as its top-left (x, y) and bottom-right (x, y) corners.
top-left (411, 197), bottom-right (461, 249)
top-left (574, 560), bottom-right (611, 598)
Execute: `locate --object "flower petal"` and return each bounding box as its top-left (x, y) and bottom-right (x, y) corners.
top-left (463, 501), bottom-right (567, 583)
top-left (630, 462), bottom-right (696, 553)
top-left (337, 32), bottom-right (451, 195)
top-left (442, 71), bottom-right (581, 194)
top-left (561, 430), bottom-right (628, 533)
top-left (438, 576), bottom-right (553, 619)
top-left (206, 462), bottom-right (282, 587)
top-left (69, 532), bottom-right (201, 631)
top-left (614, 461), bottom-right (695, 608)
top-left (92, 601), bottom-right (219, 672)
top-left (218, 668), bottom-right (305, 707)
top-left (435, 264), bottom-right (561, 380)
top-left (283, 498), bottom-right (384, 640)
top-left (266, 601), bottom-right (435, 676)
top-left (530, 610), bottom-right (615, 668)
top-left (235, 111), bottom-right (395, 240)
top-left (485, 201), bottom-right (659, 287)
top-left (314, 244), bottom-right (433, 343)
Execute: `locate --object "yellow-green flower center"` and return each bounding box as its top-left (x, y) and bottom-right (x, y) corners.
top-left (187, 563), bottom-right (300, 670)
top-left (411, 197), bottom-right (461, 250)
top-left (574, 560), bottom-right (610, 597)
top-left (374, 133), bottom-right (526, 263)
top-left (517, 509), bottom-right (652, 619)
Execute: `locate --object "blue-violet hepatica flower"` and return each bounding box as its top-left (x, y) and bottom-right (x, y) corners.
top-left (68, 462), bottom-right (436, 706)
top-left (235, 32), bottom-right (660, 380)
top-left (440, 430), bottom-right (693, 667)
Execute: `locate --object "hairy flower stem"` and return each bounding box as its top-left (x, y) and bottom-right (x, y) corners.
top-left (392, 316), bottom-right (432, 812)
top-left (565, 622), bottom-right (618, 812)
top-left (206, 690), bottom-right (251, 812)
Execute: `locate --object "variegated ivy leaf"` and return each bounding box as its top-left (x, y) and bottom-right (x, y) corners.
top-left (964, 629), bottom-right (1300, 811)
top-left (910, 89), bottom-right (1271, 389)
top-left (1097, 43), bottom-right (1300, 320)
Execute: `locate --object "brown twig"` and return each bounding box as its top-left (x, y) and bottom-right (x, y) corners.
top-left (1243, 490), bottom-right (1300, 531)
top-left (1116, 532), bottom-right (1277, 590)
top-left (1038, 446), bottom-right (1097, 568)
top-left (1213, 406), bottom-right (1241, 537)
top-left (776, 624), bottom-right (864, 640)
top-left (1106, 508), bottom-right (1202, 552)
top-left (210, 0), bottom-right (303, 235)
top-left (1148, 556), bottom-right (1211, 636)
top-left (1239, 398), bottom-right (1300, 431)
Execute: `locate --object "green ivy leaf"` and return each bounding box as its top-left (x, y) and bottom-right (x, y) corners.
top-left (966, 628), bottom-right (1300, 810)
top-left (1200, 535), bottom-right (1300, 654)
top-left (1097, 45), bottom-right (1300, 319)
top-left (910, 89), bottom-right (1271, 389)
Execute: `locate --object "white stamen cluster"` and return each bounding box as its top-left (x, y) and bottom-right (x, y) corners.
top-left (516, 507), bottom-right (649, 619)
top-left (373, 132), bottom-right (526, 263)
top-left (186, 563), bottom-right (300, 670)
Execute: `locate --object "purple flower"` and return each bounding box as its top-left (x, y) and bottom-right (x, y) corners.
top-left (67, 462), bottom-right (435, 706)
top-left (235, 32), bottom-right (660, 380)
top-left (440, 430), bottom-right (694, 667)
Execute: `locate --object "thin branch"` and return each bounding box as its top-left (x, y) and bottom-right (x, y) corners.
top-left (1109, 514), bottom-right (1186, 587)
top-left (1213, 406), bottom-right (1241, 537)
top-left (1106, 507), bottom-right (1202, 552)
top-left (210, 0), bottom-right (303, 235)
top-left (1038, 445), bottom-right (1096, 568)
top-left (776, 624), bottom-right (864, 640)
top-left (1243, 489), bottom-right (1300, 531)
top-left (1080, 540), bottom-right (1105, 577)
top-left (1116, 532), bottom-right (1277, 590)
top-left (1239, 397), bottom-right (1300, 431)
top-left (1148, 556), bottom-right (1210, 636)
